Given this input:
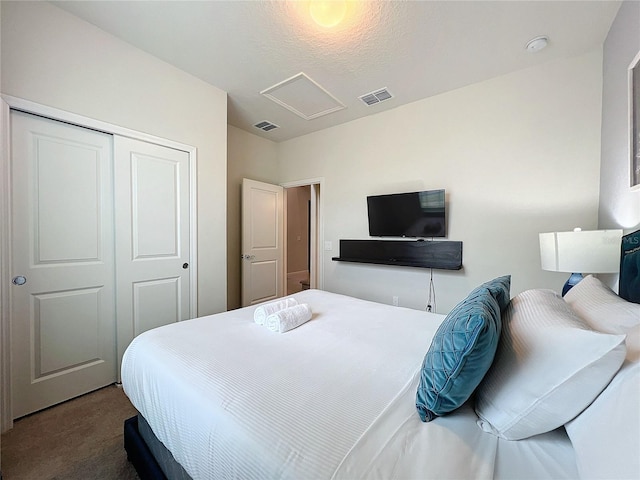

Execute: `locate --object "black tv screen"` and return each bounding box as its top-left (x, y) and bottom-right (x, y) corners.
top-left (367, 189), bottom-right (446, 238)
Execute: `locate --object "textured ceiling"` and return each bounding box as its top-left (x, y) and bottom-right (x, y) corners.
top-left (53, 1), bottom-right (621, 143)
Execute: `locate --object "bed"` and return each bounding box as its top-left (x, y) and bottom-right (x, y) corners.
top-left (122, 232), bottom-right (640, 480)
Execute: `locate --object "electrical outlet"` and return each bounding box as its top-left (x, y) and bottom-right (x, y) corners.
top-left (392, 296), bottom-right (399, 306)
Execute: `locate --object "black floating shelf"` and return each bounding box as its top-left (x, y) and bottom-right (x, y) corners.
top-left (332, 239), bottom-right (463, 270)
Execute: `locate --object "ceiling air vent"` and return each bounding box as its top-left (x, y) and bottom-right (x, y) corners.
top-left (359, 88), bottom-right (393, 106)
top-left (254, 121), bottom-right (280, 132)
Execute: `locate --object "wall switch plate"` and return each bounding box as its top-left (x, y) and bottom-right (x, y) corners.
top-left (324, 241), bottom-right (333, 251)
top-left (393, 296), bottom-right (399, 306)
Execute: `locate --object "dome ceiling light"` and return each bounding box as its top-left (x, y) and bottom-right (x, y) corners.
top-left (309, 1), bottom-right (347, 28)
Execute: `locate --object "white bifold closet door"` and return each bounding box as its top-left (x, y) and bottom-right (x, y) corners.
top-left (10, 111), bottom-right (117, 418)
top-left (10, 111), bottom-right (190, 418)
top-left (114, 136), bottom-right (191, 374)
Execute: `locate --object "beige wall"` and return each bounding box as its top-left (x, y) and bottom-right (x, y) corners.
top-left (598, 0), bottom-right (640, 233)
top-left (227, 125), bottom-right (279, 310)
top-left (1, 1), bottom-right (228, 315)
top-left (275, 50), bottom-right (604, 312)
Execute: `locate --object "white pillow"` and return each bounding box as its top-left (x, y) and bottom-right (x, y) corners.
top-left (564, 275), bottom-right (640, 334)
top-left (474, 289), bottom-right (626, 440)
top-left (565, 325), bottom-right (640, 479)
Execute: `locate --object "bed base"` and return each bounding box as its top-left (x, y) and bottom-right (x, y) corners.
top-left (124, 416), bottom-right (168, 480)
top-left (124, 414), bottom-right (193, 480)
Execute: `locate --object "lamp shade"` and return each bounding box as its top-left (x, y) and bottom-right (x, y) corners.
top-left (539, 229), bottom-right (623, 273)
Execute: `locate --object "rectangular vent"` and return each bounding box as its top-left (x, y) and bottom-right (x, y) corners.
top-left (254, 121), bottom-right (280, 132)
top-left (359, 88), bottom-right (393, 106)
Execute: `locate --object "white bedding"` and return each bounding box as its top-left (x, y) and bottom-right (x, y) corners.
top-left (122, 289), bottom-right (578, 479)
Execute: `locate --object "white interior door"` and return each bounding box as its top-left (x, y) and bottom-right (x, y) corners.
top-left (10, 111), bottom-right (116, 418)
top-left (241, 178), bottom-right (284, 306)
top-left (115, 137), bottom-right (191, 372)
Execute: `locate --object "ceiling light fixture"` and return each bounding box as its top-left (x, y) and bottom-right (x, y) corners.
top-left (526, 36), bottom-right (549, 53)
top-left (309, 1), bottom-right (347, 28)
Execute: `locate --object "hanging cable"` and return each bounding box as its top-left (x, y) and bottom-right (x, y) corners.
top-left (426, 267), bottom-right (436, 313)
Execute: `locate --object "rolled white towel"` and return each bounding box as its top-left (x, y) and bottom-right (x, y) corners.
top-left (253, 297), bottom-right (298, 325)
top-left (265, 303), bottom-right (312, 333)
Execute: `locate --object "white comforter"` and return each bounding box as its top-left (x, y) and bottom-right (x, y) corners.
top-left (122, 289), bottom-right (577, 480)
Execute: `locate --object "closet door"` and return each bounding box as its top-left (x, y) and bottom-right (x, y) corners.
top-left (10, 111), bottom-right (116, 418)
top-left (114, 137), bottom-right (191, 373)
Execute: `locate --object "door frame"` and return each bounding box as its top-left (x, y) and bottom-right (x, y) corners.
top-left (281, 178), bottom-right (324, 292)
top-left (0, 95), bottom-right (198, 432)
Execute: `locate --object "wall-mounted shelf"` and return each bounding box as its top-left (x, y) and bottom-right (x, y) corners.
top-left (332, 239), bottom-right (463, 270)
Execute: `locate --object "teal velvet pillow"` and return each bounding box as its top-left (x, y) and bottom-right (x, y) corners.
top-left (473, 275), bottom-right (511, 312)
top-left (416, 286), bottom-right (502, 422)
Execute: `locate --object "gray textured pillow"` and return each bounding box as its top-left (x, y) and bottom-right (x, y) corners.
top-left (475, 289), bottom-right (626, 440)
top-left (564, 275), bottom-right (640, 334)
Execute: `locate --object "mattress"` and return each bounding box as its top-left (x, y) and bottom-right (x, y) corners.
top-left (122, 289), bottom-right (578, 479)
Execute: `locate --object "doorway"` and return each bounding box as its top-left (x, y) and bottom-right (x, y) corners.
top-left (283, 180), bottom-right (321, 294)
top-left (285, 186), bottom-right (311, 295)
top-left (240, 178), bottom-right (322, 307)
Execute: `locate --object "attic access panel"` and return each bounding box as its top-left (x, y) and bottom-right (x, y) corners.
top-left (261, 72), bottom-right (346, 120)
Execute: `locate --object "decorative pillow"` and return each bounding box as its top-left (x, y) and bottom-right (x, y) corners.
top-left (471, 275), bottom-right (511, 312)
top-left (416, 286), bottom-right (501, 422)
top-left (620, 229), bottom-right (640, 303)
top-left (564, 274), bottom-right (640, 334)
top-left (565, 326), bottom-right (640, 480)
top-left (474, 289), bottom-right (626, 440)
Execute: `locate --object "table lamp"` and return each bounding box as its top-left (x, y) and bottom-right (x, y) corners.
top-left (539, 228), bottom-right (623, 296)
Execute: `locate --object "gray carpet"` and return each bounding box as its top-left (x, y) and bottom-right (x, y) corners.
top-left (1, 384), bottom-right (139, 479)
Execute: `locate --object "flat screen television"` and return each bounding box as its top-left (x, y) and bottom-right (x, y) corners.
top-left (367, 189), bottom-right (446, 238)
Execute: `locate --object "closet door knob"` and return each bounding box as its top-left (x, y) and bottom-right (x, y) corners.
top-left (12, 275), bottom-right (27, 286)
top-left (182, 263), bottom-right (189, 269)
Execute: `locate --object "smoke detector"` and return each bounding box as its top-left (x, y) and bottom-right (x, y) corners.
top-left (526, 36), bottom-right (549, 53)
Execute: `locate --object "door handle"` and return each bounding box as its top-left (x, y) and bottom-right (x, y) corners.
top-left (12, 275), bottom-right (27, 286)
top-left (182, 263), bottom-right (189, 269)
top-left (241, 254), bottom-right (256, 260)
